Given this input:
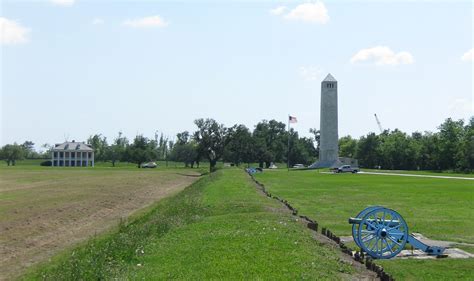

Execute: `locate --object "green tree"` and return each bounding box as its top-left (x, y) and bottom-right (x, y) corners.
top-left (105, 132), bottom-right (128, 167)
top-left (21, 141), bottom-right (36, 158)
top-left (223, 124), bottom-right (254, 166)
top-left (456, 117), bottom-right (474, 172)
top-left (169, 131), bottom-right (198, 167)
top-left (253, 120), bottom-right (286, 168)
top-left (0, 143), bottom-right (25, 166)
top-left (339, 136), bottom-right (357, 158)
top-left (126, 135), bottom-right (156, 168)
top-left (193, 118), bottom-right (227, 172)
top-left (170, 142), bottom-right (198, 167)
top-left (253, 137), bottom-right (272, 168)
top-left (438, 118), bottom-right (464, 170)
top-left (309, 128), bottom-right (320, 159)
top-left (41, 143), bottom-right (53, 159)
top-left (408, 132), bottom-right (423, 170)
top-left (378, 130), bottom-right (415, 170)
top-left (417, 132), bottom-right (441, 170)
top-left (176, 131), bottom-right (190, 145)
top-left (355, 133), bottom-right (381, 168)
top-left (287, 130), bottom-right (316, 166)
top-left (156, 133), bottom-right (170, 161)
top-left (87, 134), bottom-right (108, 161)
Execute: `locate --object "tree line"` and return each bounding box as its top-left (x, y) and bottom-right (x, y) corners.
top-left (1, 117), bottom-right (472, 172)
top-left (85, 119), bottom-right (317, 172)
top-left (0, 141), bottom-right (44, 166)
top-left (339, 117), bottom-right (474, 172)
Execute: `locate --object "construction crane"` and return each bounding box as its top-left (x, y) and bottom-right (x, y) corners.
top-left (374, 114), bottom-right (383, 134)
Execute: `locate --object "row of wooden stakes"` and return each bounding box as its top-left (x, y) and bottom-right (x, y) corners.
top-left (249, 172), bottom-right (395, 281)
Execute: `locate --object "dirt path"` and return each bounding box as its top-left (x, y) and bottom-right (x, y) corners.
top-left (0, 169), bottom-right (200, 280)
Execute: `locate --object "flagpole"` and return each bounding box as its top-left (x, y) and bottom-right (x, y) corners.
top-left (287, 115), bottom-right (290, 171)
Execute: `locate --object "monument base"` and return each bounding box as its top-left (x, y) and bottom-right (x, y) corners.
top-left (308, 159), bottom-right (342, 169)
top-left (308, 157), bottom-right (358, 169)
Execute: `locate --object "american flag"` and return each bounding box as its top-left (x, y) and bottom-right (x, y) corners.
top-left (289, 116), bottom-right (297, 123)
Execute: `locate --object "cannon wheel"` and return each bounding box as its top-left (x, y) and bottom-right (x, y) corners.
top-left (352, 206), bottom-right (383, 248)
top-left (357, 207), bottom-right (408, 259)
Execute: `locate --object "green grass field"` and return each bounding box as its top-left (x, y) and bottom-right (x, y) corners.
top-left (5, 160), bottom-right (473, 280)
top-left (17, 168), bottom-right (373, 280)
top-left (254, 169), bottom-right (474, 280)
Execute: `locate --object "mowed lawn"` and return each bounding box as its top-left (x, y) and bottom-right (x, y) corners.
top-left (254, 169), bottom-right (474, 280)
top-left (23, 169), bottom-right (370, 280)
top-left (0, 164), bottom-right (200, 280)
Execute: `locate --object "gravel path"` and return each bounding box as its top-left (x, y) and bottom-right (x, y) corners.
top-left (320, 171), bottom-right (474, 180)
top-left (357, 171), bottom-right (474, 180)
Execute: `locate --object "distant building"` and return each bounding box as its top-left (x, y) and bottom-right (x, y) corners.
top-left (51, 141), bottom-right (94, 167)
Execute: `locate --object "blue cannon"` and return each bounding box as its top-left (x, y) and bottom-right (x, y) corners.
top-left (348, 206), bottom-right (445, 259)
top-left (246, 167), bottom-right (263, 174)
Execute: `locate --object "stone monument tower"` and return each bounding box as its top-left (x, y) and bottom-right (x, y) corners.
top-left (310, 73), bottom-right (341, 168)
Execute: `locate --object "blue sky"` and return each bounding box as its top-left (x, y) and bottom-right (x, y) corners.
top-left (1, 0), bottom-right (473, 149)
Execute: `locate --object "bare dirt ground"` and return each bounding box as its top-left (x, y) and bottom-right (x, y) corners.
top-left (0, 168), bottom-right (200, 280)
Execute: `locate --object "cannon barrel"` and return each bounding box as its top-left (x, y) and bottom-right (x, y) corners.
top-left (348, 217), bottom-right (400, 227)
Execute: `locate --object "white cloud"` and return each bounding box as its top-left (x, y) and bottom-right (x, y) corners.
top-left (50, 0), bottom-right (75, 6)
top-left (283, 2), bottom-right (329, 24)
top-left (270, 6), bottom-right (287, 16)
top-left (92, 18), bottom-right (104, 25)
top-left (461, 48), bottom-right (474, 62)
top-left (299, 65), bottom-right (324, 81)
top-left (0, 17), bottom-right (30, 45)
top-left (350, 46), bottom-right (414, 66)
top-left (122, 15), bottom-right (168, 28)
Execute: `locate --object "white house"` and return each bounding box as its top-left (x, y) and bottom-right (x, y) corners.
top-left (51, 141), bottom-right (94, 167)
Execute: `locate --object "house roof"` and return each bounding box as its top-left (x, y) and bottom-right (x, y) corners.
top-left (52, 141), bottom-right (93, 151)
top-left (322, 73), bottom-right (337, 82)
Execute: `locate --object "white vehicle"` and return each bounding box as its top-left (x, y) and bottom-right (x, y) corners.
top-left (141, 162), bottom-right (157, 168)
top-left (292, 164), bottom-right (305, 169)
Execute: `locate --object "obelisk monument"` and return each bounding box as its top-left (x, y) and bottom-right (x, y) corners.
top-left (311, 73), bottom-right (341, 168)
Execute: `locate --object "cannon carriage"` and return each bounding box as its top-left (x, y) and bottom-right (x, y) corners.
top-left (348, 206), bottom-right (445, 259)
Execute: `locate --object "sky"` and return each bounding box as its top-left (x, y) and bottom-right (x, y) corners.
top-left (1, 0), bottom-right (473, 150)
